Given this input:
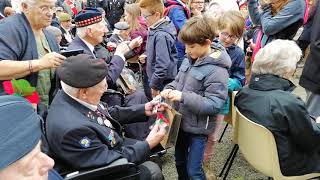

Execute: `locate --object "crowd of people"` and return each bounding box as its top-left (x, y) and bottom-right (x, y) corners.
top-left (0, 0), bottom-right (319, 179)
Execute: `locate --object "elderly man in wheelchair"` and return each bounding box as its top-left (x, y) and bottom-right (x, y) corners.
top-left (44, 54), bottom-right (169, 179)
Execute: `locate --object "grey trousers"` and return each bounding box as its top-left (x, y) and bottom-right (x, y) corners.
top-left (306, 90), bottom-right (320, 118)
top-left (139, 161), bottom-right (164, 180)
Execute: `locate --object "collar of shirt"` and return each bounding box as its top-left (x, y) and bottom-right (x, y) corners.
top-left (80, 37), bottom-right (95, 57)
top-left (150, 17), bottom-right (166, 29)
top-left (64, 90), bottom-right (98, 111)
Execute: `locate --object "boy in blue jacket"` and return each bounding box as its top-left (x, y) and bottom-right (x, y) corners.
top-left (139, 0), bottom-right (178, 99)
top-left (203, 11), bottom-right (246, 177)
top-left (161, 15), bottom-right (231, 179)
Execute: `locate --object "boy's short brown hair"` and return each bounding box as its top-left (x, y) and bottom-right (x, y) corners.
top-left (139, 0), bottom-right (164, 16)
top-left (178, 15), bottom-right (217, 45)
top-left (218, 11), bottom-right (245, 39)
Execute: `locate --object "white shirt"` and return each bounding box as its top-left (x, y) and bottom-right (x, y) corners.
top-left (61, 26), bottom-right (73, 43)
top-left (64, 90), bottom-right (97, 111)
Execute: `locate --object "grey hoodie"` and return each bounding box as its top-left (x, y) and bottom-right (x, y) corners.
top-left (165, 43), bottom-right (231, 135)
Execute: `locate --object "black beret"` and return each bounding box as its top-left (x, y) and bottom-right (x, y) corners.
top-left (74, 8), bottom-right (102, 28)
top-left (57, 54), bottom-right (108, 88)
top-left (114, 22), bottom-right (130, 30)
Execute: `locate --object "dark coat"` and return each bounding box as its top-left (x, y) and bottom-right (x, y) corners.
top-left (299, 4), bottom-right (320, 94)
top-left (0, 13), bottom-right (60, 93)
top-left (102, 0), bottom-right (125, 29)
top-left (235, 74), bottom-right (320, 176)
top-left (226, 44), bottom-right (246, 86)
top-left (165, 43), bottom-right (231, 135)
top-left (46, 90), bottom-right (151, 172)
top-left (146, 17), bottom-right (178, 91)
top-left (59, 26), bottom-right (73, 47)
top-left (67, 36), bottom-right (125, 85)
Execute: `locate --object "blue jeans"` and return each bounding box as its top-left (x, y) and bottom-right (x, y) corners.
top-left (175, 130), bottom-right (208, 180)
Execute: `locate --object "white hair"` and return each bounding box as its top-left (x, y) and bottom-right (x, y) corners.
top-left (61, 81), bottom-right (79, 96)
top-left (46, 26), bottom-right (62, 36)
top-left (13, 0), bottom-right (56, 13)
top-left (252, 39), bottom-right (302, 78)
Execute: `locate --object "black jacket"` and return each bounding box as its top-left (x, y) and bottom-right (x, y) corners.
top-left (46, 90), bottom-right (150, 173)
top-left (235, 74), bottom-right (320, 176)
top-left (299, 4), bottom-right (320, 94)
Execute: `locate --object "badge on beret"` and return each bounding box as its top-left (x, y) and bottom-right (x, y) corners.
top-left (79, 137), bottom-right (92, 148)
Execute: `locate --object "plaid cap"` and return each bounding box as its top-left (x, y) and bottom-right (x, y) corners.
top-left (0, 96), bottom-right (41, 169)
top-left (74, 8), bottom-right (103, 28)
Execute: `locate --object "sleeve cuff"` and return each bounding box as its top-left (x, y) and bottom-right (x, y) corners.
top-left (114, 53), bottom-right (125, 62)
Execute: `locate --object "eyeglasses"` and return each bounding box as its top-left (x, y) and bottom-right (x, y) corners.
top-left (142, 13), bottom-right (154, 20)
top-left (38, 5), bottom-right (55, 14)
top-left (220, 32), bottom-right (238, 41)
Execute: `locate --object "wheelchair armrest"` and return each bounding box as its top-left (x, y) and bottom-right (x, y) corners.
top-left (64, 158), bottom-right (139, 180)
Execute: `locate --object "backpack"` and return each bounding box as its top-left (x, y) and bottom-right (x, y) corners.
top-left (163, 0), bottom-right (191, 30)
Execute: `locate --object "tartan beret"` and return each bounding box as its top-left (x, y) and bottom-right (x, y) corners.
top-left (0, 96), bottom-right (41, 169)
top-left (57, 54), bottom-right (108, 88)
top-left (74, 8), bottom-right (103, 28)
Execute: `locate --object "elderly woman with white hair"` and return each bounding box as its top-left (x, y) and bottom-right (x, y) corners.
top-left (0, 0), bottom-right (66, 107)
top-left (235, 39), bottom-right (320, 176)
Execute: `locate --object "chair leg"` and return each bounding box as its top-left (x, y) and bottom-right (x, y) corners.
top-left (218, 123), bottom-right (229, 143)
top-left (219, 144), bottom-right (238, 177)
top-left (223, 145), bottom-right (239, 180)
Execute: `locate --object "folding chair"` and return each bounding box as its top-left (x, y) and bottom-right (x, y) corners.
top-left (236, 108), bottom-right (320, 180)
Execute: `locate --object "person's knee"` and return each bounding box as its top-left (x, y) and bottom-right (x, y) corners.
top-left (140, 161), bottom-right (164, 180)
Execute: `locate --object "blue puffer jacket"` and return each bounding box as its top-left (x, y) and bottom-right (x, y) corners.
top-left (146, 17), bottom-right (178, 91)
top-left (248, 0), bottom-right (306, 46)
top-left (165, 43), bottom-right (231, 135)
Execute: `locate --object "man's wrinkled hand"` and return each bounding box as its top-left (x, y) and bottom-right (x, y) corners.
top-left (145, 101), bottom-right (171, 116)
top-left (145, 122), bottom-right (167, 149)
top-left (115, 42), bottom-right (130, 55)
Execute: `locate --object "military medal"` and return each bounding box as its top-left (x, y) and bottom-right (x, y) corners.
top-left (107, 130), bottom-right (116, 147)
top-left (97, 117), bottom-right (104, 125)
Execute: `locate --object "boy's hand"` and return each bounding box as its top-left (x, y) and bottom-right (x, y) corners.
top-left (167, 90), bottom-right (182, 102)
top-left (151, 88), bottom-right (160, 98)
top-left (160, 89), bottom-right (172, 99)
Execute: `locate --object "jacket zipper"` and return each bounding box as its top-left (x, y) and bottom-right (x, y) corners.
top-left (205, 116), bottom-right (209, 129)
